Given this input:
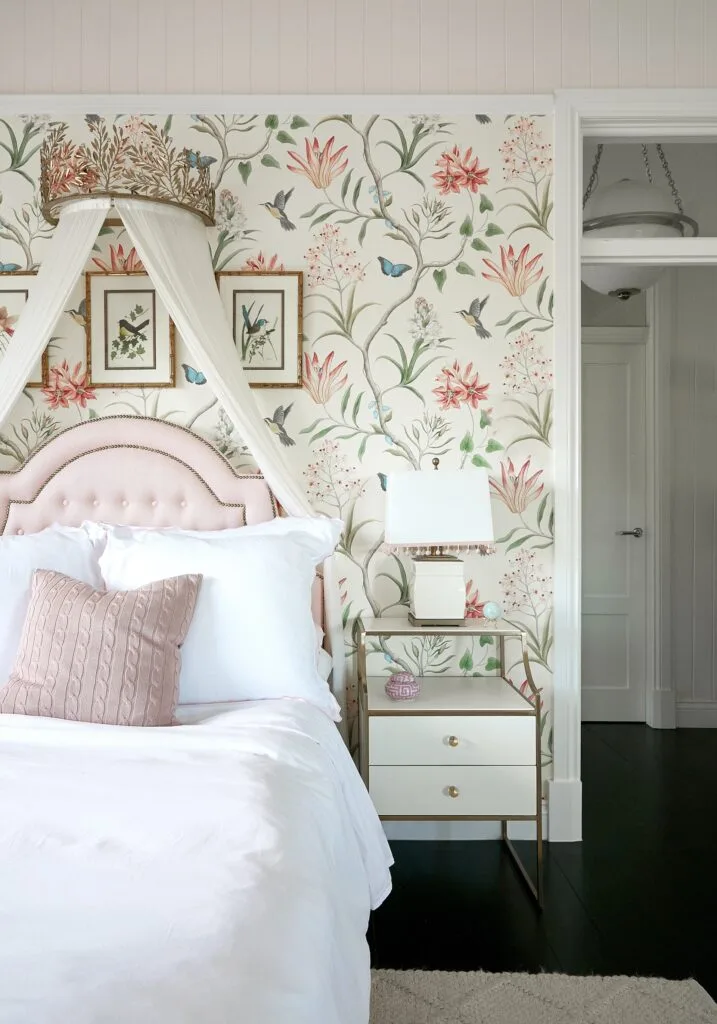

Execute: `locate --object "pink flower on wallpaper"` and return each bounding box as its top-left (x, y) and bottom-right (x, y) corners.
top-left (287, 136), bottom-right (349, 188)
top-left (42, 361), bottom-right (96, 410)
top-left (490, 457), bottom-right (544, 514)
top-left (433, 361), bottom-right (490, 411)
top-left (243, 252), bottom-right (285, 272)
top-left (432, 146), bottom-right (489, 195)
top-left (482, 243), bottom-right (543, 297)
top-left (465, 579), bottom-right (485, 620)
top-left (91, 244), bottom-right (144, 273)
top-left (303, 350), bottom-right (349, 404)
top-left (0, 306), bottom-right (18, 339)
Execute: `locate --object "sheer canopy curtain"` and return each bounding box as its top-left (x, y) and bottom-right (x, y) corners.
top-left (0, 202), bottom-right (108, 428)
top-left (115, 200), bottom-right (347, 726)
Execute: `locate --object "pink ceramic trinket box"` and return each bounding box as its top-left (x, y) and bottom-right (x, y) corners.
top-left (385, 672), bottom-right (420, 701)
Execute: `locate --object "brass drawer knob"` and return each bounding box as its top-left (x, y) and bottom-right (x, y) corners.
top-left (447, 785), bottom-right (460, 799)
top-left (447, 735), bottom-right (459, 747)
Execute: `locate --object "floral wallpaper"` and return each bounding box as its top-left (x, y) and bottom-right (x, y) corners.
top-left (0, 112), bottom-right (554, 768)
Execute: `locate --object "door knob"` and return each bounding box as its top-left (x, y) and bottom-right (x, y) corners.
top-left (617, 527), bottom-right (643, 538)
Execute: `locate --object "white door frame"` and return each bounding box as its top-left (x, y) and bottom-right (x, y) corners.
top-left (552, 89), bottom-right (717, 841)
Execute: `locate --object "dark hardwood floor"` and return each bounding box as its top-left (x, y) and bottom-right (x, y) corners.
top-left (369, 724), bottom-right (717, 999)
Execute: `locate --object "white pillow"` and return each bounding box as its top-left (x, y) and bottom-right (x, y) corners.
top-left (99, 517), bottom-right (342, 718)
top-left (0, 526), bottom-right (103, 687)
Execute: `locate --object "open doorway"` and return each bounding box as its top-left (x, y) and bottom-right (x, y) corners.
top-left (580, 267), bottom-right (717, 727)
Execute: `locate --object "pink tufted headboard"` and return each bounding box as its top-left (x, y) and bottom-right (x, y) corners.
top-left (0, 417), bottom-right (324, 630)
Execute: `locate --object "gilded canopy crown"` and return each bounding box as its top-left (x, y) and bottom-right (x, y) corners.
top-left (40, 115), bottom-right (216, 226)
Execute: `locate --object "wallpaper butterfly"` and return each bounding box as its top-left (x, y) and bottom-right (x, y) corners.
top-left (377, 256), bottom-right (411, 278)
top-left (181, 364), bottom-right (207, 385)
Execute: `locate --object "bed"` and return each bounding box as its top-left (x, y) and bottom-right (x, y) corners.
top-left (0, 417), bottom-right (392, 1024)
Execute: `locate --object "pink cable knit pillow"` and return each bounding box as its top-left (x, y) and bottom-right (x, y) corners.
top-left (0, 570), bottom-right (202, 726)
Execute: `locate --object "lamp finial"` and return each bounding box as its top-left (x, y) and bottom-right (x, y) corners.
top-left (432, 458), bottom-right (440, 471)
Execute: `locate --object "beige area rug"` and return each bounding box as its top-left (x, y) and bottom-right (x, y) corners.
top-left (371, 969), bottom-right (717, 1023)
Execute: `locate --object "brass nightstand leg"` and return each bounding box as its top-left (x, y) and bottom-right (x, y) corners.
top-left (501, 820), bottom-right (543, 908)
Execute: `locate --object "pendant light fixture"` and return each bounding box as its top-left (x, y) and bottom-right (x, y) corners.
top-left (582, 143), bottom-right (698, 300)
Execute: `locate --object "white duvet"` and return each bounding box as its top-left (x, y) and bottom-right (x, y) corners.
top-left (0, 700), bottom-right (392, 1024)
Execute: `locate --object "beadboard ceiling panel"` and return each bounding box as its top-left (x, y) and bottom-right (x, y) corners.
top-left (1, 0), bottom-right (716, 94)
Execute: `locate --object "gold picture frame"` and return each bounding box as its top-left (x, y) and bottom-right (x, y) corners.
top-left (0, 271), bottom-right (49, 388)
top-left (85, 271), bottom-right (176, 388)
top-left (216, 270), bottom-right (303, 388)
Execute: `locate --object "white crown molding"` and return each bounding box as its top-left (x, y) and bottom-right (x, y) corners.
top-left (557, 88), bottom-right (717, 137)
top-left (0, 94), bottom-right (554, 116)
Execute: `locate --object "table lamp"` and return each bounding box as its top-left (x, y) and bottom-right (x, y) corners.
top-left (384, 460), bottom-right (494, 627)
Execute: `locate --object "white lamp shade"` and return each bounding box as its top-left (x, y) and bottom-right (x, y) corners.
top-left (384, 469), bottom-right (494, 549)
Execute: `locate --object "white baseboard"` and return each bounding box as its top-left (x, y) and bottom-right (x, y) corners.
top-left (382, 806), bottom-right (547, 842)
top-left (676, 701), bottom-right (717, 728)
top-left (546, 779), bottom-right (582, 841)
top-left (647, 689), bottom-right (676, 729)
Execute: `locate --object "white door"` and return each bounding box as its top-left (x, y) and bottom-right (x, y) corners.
top-left (581, 338), bottom-right (647, 721)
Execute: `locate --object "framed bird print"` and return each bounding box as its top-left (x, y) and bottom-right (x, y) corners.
top-left (0, 272), bottom-right (49, 387)
top-left (85, 272), bottom-right (176, 387)
top-left (216, 270), bottom-right (303, 388)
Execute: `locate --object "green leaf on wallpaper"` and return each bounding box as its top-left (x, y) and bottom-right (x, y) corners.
top-left (536, 493), bottom-right (549, 529)
top-left (506, 317), bottom-right (534, 335)
top-left (455, 262), bottom-right (475, 276)
top-left (479, 193), bottom-right (494, 213)
top-left (479, 408), bottom-right (492, 429)
top-left (87, 408), bottom-right (98, 420)
top-left (358, 220), bottom-right (369, 246)
top-left (261, 154), bottom-right (281, 169)
top-left (548, 291), bottom-right (554, 317)
top-left (471, 454), bottom-right (491, 468)
top-left (352, 392), bottom-right (364, 425)
top-left (459, 216), bottom-right (474, 237)
top-left (276, 131), bottom-right (296, 145)
top-left (459, 650), bottom-right (474, 673)
top-left (471, 237), bottom-right (491, 252)
top-left (433, 268), bottom-right (447, 293)
top-left (264, 114), bottom-right (279, 130)
top-left (484, 657), bottom-right (501, 672)
top-left (358, 435), bottom-right (368, 461)
top-left (479, 635), bottom-right (493, 647)
top-left (340, 385), bottom-right (352, 418)
top-left (506, 535), bottom-right (531, 552)
top-left (485, 223), bottom-right (504, 237)
top-left (485, 438), bottom-right (504, 453)
top-left (163, 115), bottom-right (173, 133)
top-left (237, 161), bottom-right (252, 185)
top-left (310, 210), bottom-right (334, 228)
top-left (459, 432), bottom-right (474, 453)
top-left (495, 310), bottom-right (519, 326)
top-left (536, 277), bottom-right (548, 310)
top-left (300, 418), bottom-right (323, 435)
top-left (291, 116), bottom-right (310, 129)
top-left (301, 202), bottom-right (325, 219)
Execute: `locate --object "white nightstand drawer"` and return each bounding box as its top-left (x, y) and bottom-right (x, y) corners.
top-left (370, 765), bottom-right (537, 818)
top-left (369, 715), bottom-right (535, 766)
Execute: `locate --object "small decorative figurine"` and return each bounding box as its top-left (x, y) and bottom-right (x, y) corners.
top-left (385, 672), bottom-right (420, 701)
top-left (482, 601), bottom-right (502, 621)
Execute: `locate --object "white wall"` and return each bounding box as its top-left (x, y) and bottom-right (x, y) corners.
top-left (671, 267), bottom-right (717, 727)
top-left (1, 0), bottom-right (717, 95)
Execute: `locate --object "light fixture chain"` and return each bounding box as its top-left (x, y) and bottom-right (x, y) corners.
top-left (582, 143), bottom-right (604, 208)
top-left (656, 144), bottom-right (684, 214)
top-left (641, 144), bottom-right (653, 184)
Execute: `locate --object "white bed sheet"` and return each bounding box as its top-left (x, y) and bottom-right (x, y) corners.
top-left (0, 699), bottom-right (392, 1024)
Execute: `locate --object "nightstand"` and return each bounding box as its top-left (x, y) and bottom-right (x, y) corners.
top-left (357, 616), bottom-right (543, 905)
